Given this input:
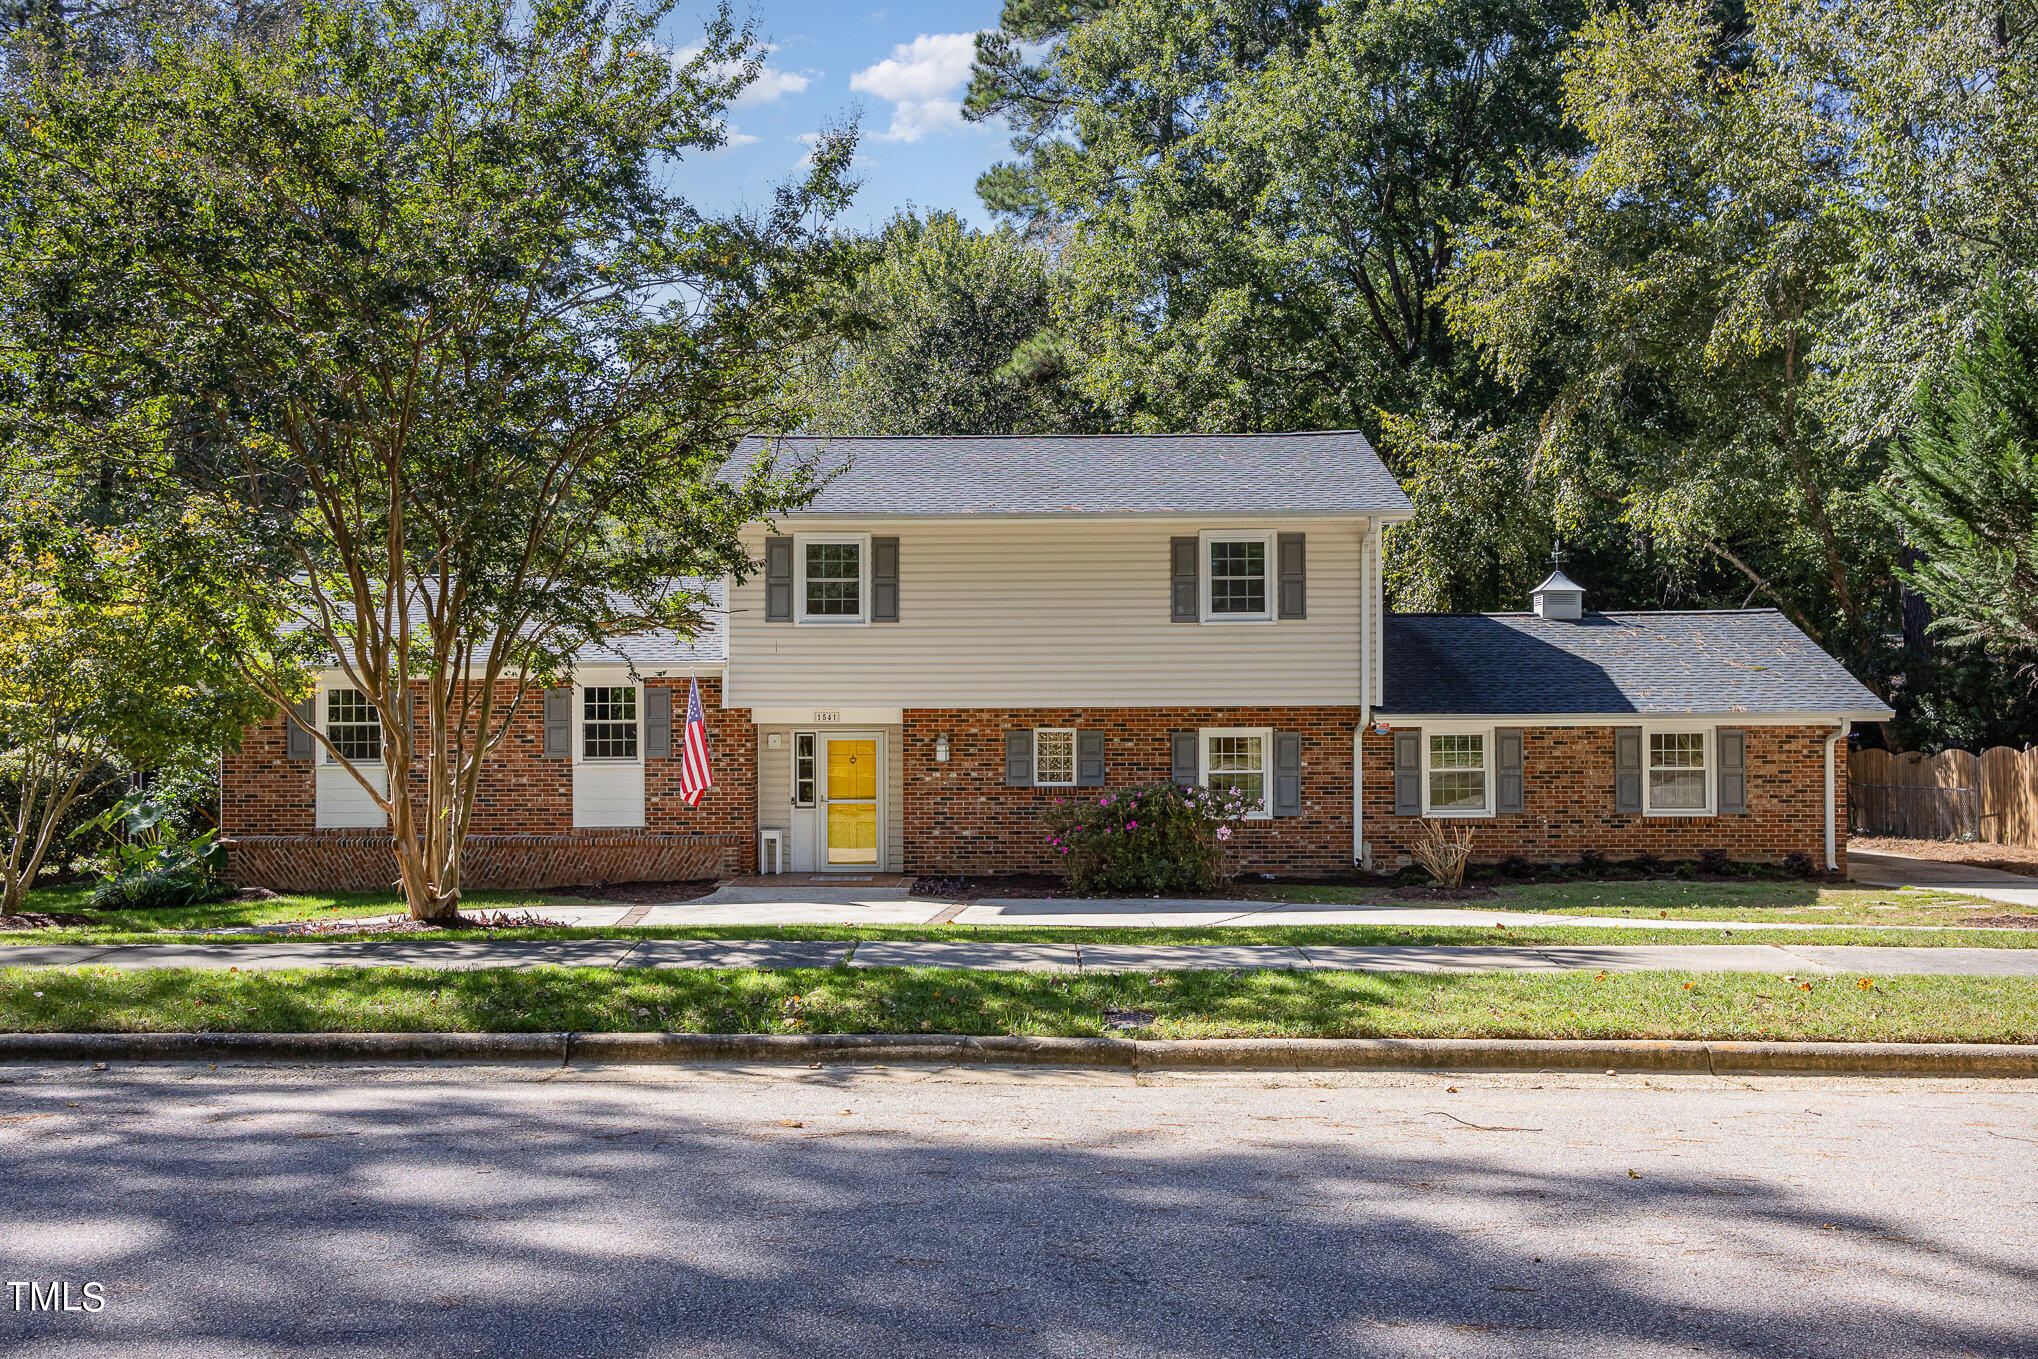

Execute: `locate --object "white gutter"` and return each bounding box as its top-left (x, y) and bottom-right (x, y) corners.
top-left (1825, 719), bottom-right (1850, 872)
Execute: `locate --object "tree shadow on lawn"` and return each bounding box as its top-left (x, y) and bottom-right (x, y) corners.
top-left (6, 965), bottom-right (2034, 1045)
top-left (0, 1068), bottom-right (2032, 1357)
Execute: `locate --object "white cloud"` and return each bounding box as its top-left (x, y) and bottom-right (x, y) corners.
top-left (711, 126), bottom-right (760, 152)
top-left (673, 44), bottom-right (815, 106)
top-left (849, 32), bottom-right (981, 142)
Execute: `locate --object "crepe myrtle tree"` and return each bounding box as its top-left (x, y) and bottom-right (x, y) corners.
top-left (5, 0), bottom-right (859, 919)
top-left (0, 509), bottom-right (268, 916)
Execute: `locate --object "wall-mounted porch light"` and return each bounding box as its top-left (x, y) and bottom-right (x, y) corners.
top-left (934, 734), bottom-right (951, 763)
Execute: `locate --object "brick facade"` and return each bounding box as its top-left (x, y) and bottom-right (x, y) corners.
top-left (1360, 724), bottom-right (1845, 871)
top-left (901, 707), bottom-right (1364, 876)
top-left (221, 676), bottom-right (755, 890)
top-left (224, 683), bottom-right (1850, 885)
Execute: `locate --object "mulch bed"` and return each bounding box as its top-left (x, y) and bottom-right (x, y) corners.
top-left (548, 879), bottom-right (721, 905)
top-left (1388, 884), bottom-right (1501, 902)
top-left (0, 911), bottom-right (99, 931)
top-left (286, 910), bottom-right (571, 936)
top-left (1960, 914), bottom-right (2038, 930)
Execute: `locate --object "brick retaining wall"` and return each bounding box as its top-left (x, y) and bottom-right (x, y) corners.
top-left (227, 832), bottom-right (749, 892)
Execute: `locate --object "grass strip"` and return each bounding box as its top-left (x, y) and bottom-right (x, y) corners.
top-left (6, 923), bottom-right (2035, 948)
top-left (2, 965), bottom-right (2032, 1045)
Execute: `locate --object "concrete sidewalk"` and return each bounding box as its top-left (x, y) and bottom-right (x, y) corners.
top-left (4, 937), bottom-right (2036, 976)
top-left (240, 879), bottom-right (2034, 936)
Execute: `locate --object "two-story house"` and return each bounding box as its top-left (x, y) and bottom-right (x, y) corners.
top-left (221, 431), bottom-right (1892, 890)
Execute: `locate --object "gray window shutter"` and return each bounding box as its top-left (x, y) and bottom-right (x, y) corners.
top-left (1272, 733), bottom-right (1302, 816)
top-left (1170, 536), bottom-right (1198, 622)
top-left (1717, 728), bottom-right (1747, 814)
top-left (1494, 727), bottom-right (1524, 814)
top-left (544, 686), bottom-right (573, 758)
top-left (1614, 726), bottom-right (1643, 813)
top-left (1076, 731), bottom-right (1106, 786)
top-left (1277, 532), bottom-right (1306, 620)
top-left (871, 536), bottom-right (899, 623)
top-left (764, 535), bottom-right (793, 622)
top-left (285, 698), bottom-right (316, 760)
top-left (644, 686), bottom-right (672, 759)
top-left (1393, 729), bottom-right (1421, 816)
top-left (1005, 730), bottom-right (1034, 787)
top-left (1171, 732), bottom-right (1199, 788)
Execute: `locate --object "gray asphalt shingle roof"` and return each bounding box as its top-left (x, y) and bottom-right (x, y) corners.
top-left (312, 580), bottom-right (727, 667)
top-left (729, 431), bottom-right (1414, 517)
top-left (1380, 610), bottom-right (1891, 717)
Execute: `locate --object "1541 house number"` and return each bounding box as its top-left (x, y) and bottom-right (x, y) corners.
top-left (812, 710), bottom-right (841, 723)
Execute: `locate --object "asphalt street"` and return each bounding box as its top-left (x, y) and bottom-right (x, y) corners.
top-left (1, 1062), bottom-right (2034, 1357)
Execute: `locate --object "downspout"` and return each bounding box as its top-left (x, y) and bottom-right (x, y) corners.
top-left (1353, 520), bottom-right (1372, 869)
top-left (1824, 720), bottom-right (1849, 872)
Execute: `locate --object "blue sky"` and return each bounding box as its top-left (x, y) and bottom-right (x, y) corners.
top-left (665, 1), bottom-right (1016, 233)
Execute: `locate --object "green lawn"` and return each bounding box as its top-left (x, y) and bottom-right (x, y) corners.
top-left (1265, 880), bottom-right (2016, 926)
top-left (4, 883), bottom-right (2034, 950)
top-left (1, 964), bottom-right (2031, 1044)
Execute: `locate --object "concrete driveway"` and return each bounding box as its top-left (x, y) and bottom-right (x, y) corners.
top-left (1849, 850), bottom-right (2038, 911)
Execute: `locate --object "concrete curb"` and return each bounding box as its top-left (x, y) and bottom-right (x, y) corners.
top-left (2, 1031), bottom-right (2036, 1075)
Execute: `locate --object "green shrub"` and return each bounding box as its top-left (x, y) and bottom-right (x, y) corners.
top-left (1040, 784), bottom-right (1254, 894)
top-left (82, 790), bottom-right (232, 911)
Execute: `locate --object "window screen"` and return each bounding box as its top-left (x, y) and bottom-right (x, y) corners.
top-left (1649, 732), bottom-right (1707, 810)
top-left (1207, 539), bottom-right (1268, 615)
top-left (1428, 733), bottom-right (1487, 811)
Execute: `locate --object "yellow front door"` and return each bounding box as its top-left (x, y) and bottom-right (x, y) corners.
top-left (825, 738), bottom-right (878, 866)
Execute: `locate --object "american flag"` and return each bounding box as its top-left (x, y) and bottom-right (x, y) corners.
top-left (679, 677), bottom-right (715, 807)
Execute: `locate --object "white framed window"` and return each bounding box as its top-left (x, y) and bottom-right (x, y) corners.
top-left (325, 688), bottom-right (381, 764)
top-left (1200, 530), bottom-right (1275, 622)
top-left (582, 686), bottom-right (639, 760)
top-left (796, 533), bottom-right (869, 624)
top-left (1424, 731), bottom-right (1490, 816)
top-left (1034, 728), bottom-right (1077, 786)
top-left (1647, 729), bottom-right (1712, 814)
top-left (792, 731), bottom-right (817, 807)
top-left (1200, 726), bottom-right (1271, 818)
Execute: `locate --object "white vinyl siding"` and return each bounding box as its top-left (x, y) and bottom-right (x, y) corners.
top-left (728, 519), bottom-right (1368, 708)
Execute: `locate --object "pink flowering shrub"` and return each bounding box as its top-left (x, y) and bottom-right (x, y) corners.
top-left (1040, 783), bottom-right (1254, 893)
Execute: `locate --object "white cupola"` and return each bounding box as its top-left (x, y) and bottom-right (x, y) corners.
top-left (1530, 569), bottom-right (1586, 621)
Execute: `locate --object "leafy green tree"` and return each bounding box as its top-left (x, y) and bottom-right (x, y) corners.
top-left (1884, 295), bottom-right (2038, 664)
top-left (0, 510), bottom-right (265, 915)
top-left (1448, 0), bottom-right (1896, 671)
top-left (966, 0), bottom-right (1585, 607)
top-left (793, 210), bottom-right (1097, 436)
top-left (4, 0), bottom-right (857, 918)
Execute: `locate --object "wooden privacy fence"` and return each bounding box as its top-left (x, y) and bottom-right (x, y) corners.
top-left (1849, 746), bottom-right (2038, 847)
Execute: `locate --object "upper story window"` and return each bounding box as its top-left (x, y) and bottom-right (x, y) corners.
top-left (325, 689), bottom-right (381, 763)
top-left (1648, 731), bottom-right (1709, 812)
top-left (1033, 729), bottom-right (1077, 787)
top-left (583, 686), bottom-right (639, 760)
top-left (1426, 732), bottom-right (1488, 814)
top-left (1200, 530), bottom-right (1274, 622)
top-left (1201, 727), bottom-right (1270, 817)
top-left (798, 534), bottom-right (868, 624)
